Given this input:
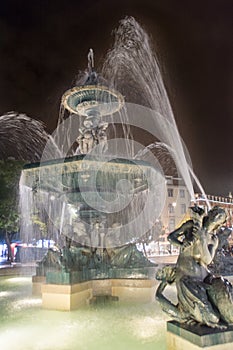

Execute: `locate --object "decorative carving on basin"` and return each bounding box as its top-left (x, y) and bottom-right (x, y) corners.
top-left (61, 85), bottom-right (124, 117)
top-left (23, 155), bottom-right (152, 202)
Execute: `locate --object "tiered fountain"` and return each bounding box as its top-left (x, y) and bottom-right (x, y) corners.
top-left (21, 47), bottom-right (164, 310)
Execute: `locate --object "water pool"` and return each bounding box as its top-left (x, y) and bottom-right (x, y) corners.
top-left (0, 276), bottom-right (169, 350)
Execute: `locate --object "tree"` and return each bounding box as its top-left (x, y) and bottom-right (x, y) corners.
top-left (0, 159), bottom-right (23, 261)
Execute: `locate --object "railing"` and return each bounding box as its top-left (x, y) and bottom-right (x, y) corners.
top-left (195, 193), bottom-right (233, 205)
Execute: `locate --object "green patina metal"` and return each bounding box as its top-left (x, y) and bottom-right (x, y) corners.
top-left (45, 267), bottom-right (156, 285)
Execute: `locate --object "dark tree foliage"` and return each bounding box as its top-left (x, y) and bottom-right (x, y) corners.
top-left (0, 159), bottom-right (24, 261)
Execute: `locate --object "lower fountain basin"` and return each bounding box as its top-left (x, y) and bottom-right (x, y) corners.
top-left (0, 275), bottom-right (167, 350)
top-left (22, 154), bottom-right (156, 196)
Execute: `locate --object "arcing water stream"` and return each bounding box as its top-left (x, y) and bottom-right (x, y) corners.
top-left (103, 16), bottom-right (195, 201)
top-left (0, 112), bottom-right (61, 162)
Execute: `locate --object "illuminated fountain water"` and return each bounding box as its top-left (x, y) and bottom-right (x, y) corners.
top-left (0, 275), bottom-right (172, 350)
top-left (0, 16), bottom-right (207, 350)
top-left (103, 17), bottom-right (195, 201)
top-left (18, 19), bottom-right (200, 264)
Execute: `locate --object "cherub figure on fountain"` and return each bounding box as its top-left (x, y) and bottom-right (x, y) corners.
top-left (77, 114), bottom-right (108, 154)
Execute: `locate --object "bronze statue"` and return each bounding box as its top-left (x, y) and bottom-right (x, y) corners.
top-left (156, 206), bottom-right (233, 328)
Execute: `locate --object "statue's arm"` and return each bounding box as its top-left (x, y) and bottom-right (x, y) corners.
top-left (168, 220), bottom-right (193, 247)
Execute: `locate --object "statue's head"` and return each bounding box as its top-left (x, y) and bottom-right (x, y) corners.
top-left (203, 206), bottom-right (227, 231)
top-left (190, 205), bottom-right (205, 216)
top-left (189, 205), bottom-right (205, 225)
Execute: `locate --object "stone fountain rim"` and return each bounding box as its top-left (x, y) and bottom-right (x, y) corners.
top-left (61, 84), bottom-right (125, 116)
top-left (23, 154), bottom-right (157, 171)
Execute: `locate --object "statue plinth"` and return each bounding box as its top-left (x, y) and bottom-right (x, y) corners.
top-left (167, 321), bottom-right (233, 349)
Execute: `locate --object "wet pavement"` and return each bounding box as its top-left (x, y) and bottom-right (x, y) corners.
top-left (0, 258), bottom-right (36, 276)
top-left (0, 257), bottom-right (13, 268)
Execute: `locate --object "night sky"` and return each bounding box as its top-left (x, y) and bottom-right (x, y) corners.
top-left (0, 0), bottom-right (232, 196)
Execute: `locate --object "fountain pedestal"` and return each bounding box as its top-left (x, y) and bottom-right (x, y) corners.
top-left (167, 321), bottom-right (233, 350)
top-left (32, 275), bottom-right (46, 295)
top-left (41, 278), bottom-right (157, 311)
top-left (42, 281), bottom-right (93, 310)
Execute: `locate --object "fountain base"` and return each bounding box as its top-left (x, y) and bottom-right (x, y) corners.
top-left (40, 278), bottom-right (157, 311)
top-left (167, 321), bottom-right (233, 350)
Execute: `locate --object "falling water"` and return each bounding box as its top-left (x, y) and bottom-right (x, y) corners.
top-left (0, 111), bottom-right (61, 161)
top-left (19, 17), bottom-right (193, 249)
top-left (18, 17), bottom-right (207, 249)
top-left (188, 166), bottom-right (211, 210)
top-left (0, 111), bottom-right (63, 244)
top-left (135, 141), bottom-right (211, 209)
top-left (103, 17), bottom-right (195, 200)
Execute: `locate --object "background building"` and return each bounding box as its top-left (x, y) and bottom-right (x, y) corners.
top-left (161, 176), bottom-right (191, 233)
top-left (147, 178), bottom-right (233, 256)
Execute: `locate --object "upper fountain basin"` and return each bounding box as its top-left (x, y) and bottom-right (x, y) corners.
top-left (61, 85), bottom-right (125, 116)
